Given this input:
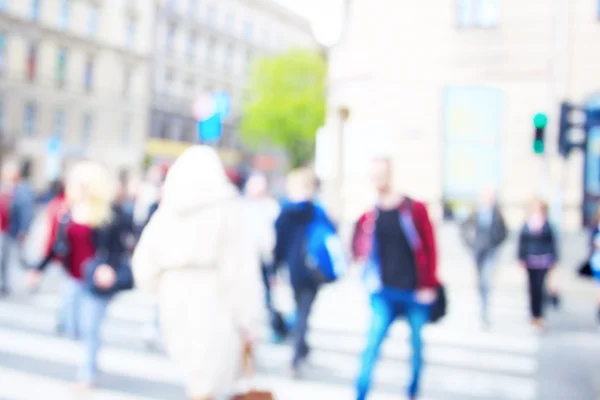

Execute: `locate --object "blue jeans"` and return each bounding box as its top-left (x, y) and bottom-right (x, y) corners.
top-left (356, 289), bottom-right (430, 399)
top-left (78, 289), bottom-right (111, 383)
top-left (60, 277), bottom-right (85, 339)
top-left (475, 250), bottom-right (497, 321)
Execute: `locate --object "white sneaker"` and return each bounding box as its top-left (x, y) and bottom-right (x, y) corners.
top-left (142, 325), bottom-right (160, 348)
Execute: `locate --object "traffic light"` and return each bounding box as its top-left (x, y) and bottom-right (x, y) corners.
top-left (533, 113), bottom-right (547, 154)
top-left (559, 102), bottom-right (600, 157)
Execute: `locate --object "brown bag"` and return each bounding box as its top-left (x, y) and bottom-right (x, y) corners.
top-left (230, 343), bottom-right (274, 400)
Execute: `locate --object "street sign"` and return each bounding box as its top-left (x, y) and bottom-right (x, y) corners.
top-left (46, 136), bottom-right (61, 154)
top-left (195, 92), bottom-right (232, 143)
top-left (45, 136), bottom-right (62, 181)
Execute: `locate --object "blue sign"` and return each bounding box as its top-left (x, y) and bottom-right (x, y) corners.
top-left (198, 92), bottom-right (231, 143)
top-left (47, 136), bottom-right (61, 154)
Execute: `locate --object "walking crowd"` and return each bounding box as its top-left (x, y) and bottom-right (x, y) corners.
top-left (0, 146), bottom-right (596, 400)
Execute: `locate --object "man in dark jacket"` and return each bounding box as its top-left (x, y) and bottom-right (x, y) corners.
top-left (273, 167), bottom-right (335, 377)
top-left (460, 188), bottom-right (507, 327)
top-left (352, 158), bottom-right (439, 400)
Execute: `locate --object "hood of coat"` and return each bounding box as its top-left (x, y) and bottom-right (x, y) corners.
top-left (160, 145), bottom-right (238, 215)
top-left (134, 146), bottom-right (245, 275)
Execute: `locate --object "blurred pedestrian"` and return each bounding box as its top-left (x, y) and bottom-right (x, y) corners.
top-left (273, 167), bottom-right (336, 377)
top-left (40, 178), bottom-right (69, 334)
top-left (26, 161), bottom-right (134, 390)
top-left (244, 173), bottom-right (283, 341)
top-left (132, 165), bottom-right (162, 236)
top-left (460, 187), bottom-right (507, 328)
top-left (0, 160), bottom-right (35, 296)
top-left (588, 208), bottom-right (600, 327)
top-left (352, 157), bottom-right (439, 400)
top-left (517, 198), bottom-right (558, 332)
top-left (132, 146), bottom-right (262, 400)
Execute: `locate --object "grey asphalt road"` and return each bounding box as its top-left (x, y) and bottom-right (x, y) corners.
top-left (0, 221), bottom-right (597, 400)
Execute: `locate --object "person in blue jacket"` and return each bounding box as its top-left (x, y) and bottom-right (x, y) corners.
top-left (0, 160), bottom-right (35, 296)
top-left (273, 167), bottom-right (335, 377)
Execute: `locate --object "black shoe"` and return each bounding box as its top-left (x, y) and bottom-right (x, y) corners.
top-left (550, 293), bottom-right (561, 310)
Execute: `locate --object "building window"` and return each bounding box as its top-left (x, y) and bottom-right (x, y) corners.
top-left (186, 32), bottom-right (196, 60)
top-left (84, 57), bottom-right (94, 91)
top-left (27, 43), bottom-right (38, 82)
top-left (59, 0), bottom-right (71, 29)
top-left (262, 29), bottom-right (270, 47)
top-left (0, 34), bottom-right (6, 74)
top-left (0, 99), bottom-right (5, 133)
top-left (244, 21), bottom-right (253, 41)
top-left (224, 12), bottom-right (234, 30)
top-left (166, 23), bottom-right (175, 54)
top-left (184, 75), bottom-right (195, 95)
top-left (125, 18), bottom-right (136, 48)
top-left (82, 113), bottom-right (93, 145)
top-left (165, 70), bottom-right (174, 92)
top-left (121, 117), bottom-right (131, 144)
top-left (23, 102), bottom-right (37, 137)
top-left (456, 0), bottom-right (499, 28)
top-left (166, 0), bottom-right (176, 12)
top-left (0, 0), bottom-right (6, 11)
top-left (123, 68), bottom-right (132, 97)
top-left (30, 0), bottom-right (41, 20)
top-left (206, 37), bottom-right (215, 63)
top-left (207, 4), bottom-right (216, 25)
top-left (54, 109), bottom-right (66, 138)
top-left (56, 48), bottom-right (67, 88)
top-left (224, 43), bottom-right (233, 72)
top-left (189, 0), bottom-right (198, 17)
top-left (87, 5), bottom-right (98, 37)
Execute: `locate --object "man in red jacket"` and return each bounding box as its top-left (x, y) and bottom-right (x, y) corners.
top-left (352, 157), bottom-right (439, 400)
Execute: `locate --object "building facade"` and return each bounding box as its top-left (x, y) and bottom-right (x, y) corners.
top-left (0, 0), bottom-right (155, 187)
top-left (324, 0), bottom-right (600, 230)
top-left (147, 0), bottom-right (315, 167)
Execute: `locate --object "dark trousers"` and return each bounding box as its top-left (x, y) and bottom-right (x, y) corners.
top-left (292, 285), bottom-right (318, 367)
top-left (260, 264), bottom-right (274, 312)
top-left (527, 268), bottom-right (548, 318)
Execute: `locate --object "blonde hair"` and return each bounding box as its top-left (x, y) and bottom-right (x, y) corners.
top-left (286, 167), bottom-right (316, 202)
top-left (66, 161), bottom-right (114, 227)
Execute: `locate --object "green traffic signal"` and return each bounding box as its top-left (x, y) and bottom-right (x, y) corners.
top-left (533, 138), bottom-right (545, 154)
top-left (533, 113), bottom-right (548, 129)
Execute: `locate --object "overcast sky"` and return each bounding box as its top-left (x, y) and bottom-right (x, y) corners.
top-left (276, 0), bottom-right (315, 19)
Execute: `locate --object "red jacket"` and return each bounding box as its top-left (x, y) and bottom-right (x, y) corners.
top-left (352, 198), bottom-right (439, 290)
top-left (0, 191), bottom-right (11, 233)
top-left (44, 194), bottom-right (68, 259)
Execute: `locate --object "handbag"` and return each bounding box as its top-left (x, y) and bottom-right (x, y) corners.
top-left (230, 343), bottom-right (274, 400)
top-left (429, 285), bottom-right (447, 323)
top-left (84, 256), bottom-right (134, 296)
top-left (578, 260), bottom-right (593, 278)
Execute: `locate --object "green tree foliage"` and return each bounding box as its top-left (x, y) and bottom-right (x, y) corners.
top-left (241, 49), bottom-right (327, 168)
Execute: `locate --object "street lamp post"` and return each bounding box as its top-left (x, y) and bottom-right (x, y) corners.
top-left (311, 0), bottom-right (351, 222)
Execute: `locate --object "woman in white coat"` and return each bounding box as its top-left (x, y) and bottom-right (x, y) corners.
top-left (132, 146), bottom-right (263, 400)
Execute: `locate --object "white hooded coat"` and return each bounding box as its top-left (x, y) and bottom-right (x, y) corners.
top-left (132, 146), bottom-right (262, 398)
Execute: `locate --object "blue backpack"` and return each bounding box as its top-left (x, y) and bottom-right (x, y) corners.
top-left (304, 211), bottom-right (348, 284)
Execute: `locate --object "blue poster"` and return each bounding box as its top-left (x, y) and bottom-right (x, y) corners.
top-left (198, 92), bottom-right (231, 143)
top-left (442, 86), bottom-right (504, 200)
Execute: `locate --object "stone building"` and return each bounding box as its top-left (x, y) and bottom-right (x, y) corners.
top-left (324, 0), bottom-right (600, 229)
